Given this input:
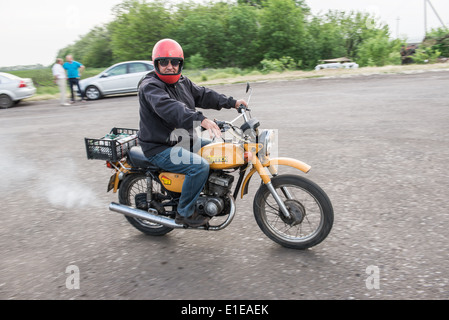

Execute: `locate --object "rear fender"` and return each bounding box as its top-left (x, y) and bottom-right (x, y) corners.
top-left (109, 161), bottom-right (133, 193)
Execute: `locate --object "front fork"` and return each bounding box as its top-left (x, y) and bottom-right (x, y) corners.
top-left (265, 181), bottom-right (292, 219)
top-left (245, 143), bottom-right (293, 219)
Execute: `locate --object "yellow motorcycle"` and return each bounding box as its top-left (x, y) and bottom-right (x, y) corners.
top-left (85, 84), bottom-right (333, 249)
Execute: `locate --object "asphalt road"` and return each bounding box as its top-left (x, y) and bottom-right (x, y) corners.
top-left (1, 70), bottom-right (448, 301)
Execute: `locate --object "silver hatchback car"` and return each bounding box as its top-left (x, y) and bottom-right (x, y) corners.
top-left (78, 61), bottom-right (154, 100)
top-left (0, 72), bottom-right (36, 108)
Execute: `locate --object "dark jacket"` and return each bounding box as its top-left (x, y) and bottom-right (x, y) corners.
top-left (138, 71), bottom-right (237, 157)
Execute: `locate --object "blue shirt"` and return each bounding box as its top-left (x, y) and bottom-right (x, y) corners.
top-left (63, 61), bottom-right (83, 78)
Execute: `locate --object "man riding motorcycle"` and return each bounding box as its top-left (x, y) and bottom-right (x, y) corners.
top-left (138, 38), bottom-right (247, 227)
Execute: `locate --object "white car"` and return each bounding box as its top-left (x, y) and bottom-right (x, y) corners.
top-left (315, 62), bottom-right (359, 71)
top-left (78, 61), bottom-right (154, 100)
top-left (0, 72), bottom-right (36, 108)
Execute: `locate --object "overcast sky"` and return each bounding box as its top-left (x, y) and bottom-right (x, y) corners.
top-left (0, 0), bottom-right (448, 67)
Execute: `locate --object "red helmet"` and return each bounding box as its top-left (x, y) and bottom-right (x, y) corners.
top-left (152, 39), bottom-right (184, 84)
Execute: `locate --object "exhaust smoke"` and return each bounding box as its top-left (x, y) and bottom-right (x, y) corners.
top-left (0, 150), bottom-right (100, 209)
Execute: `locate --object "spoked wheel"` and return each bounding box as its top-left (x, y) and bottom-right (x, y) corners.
top-left (118, 174), bottom-right (173, 236)
top-left (253, 174), bottom-right (333, 250)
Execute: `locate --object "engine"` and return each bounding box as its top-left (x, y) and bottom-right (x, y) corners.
top-left (196, 196), bottom-right (225, 217)
top-left (205, 172), bottom-right (234, 197)
top-left (197, 172), bottom-right (234, 217)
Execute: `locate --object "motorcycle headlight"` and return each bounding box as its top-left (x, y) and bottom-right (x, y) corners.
top-left (259, 129), bottom-right (276, 162)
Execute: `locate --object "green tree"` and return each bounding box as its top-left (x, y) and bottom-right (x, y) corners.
top-left (109, 0), bottom-right (172, 62)
top-left (225, 4), bottom-right (261, 67)
top-left (56, 26), bottom-right (113, 67)
top-left (304, 15), bottom-right (347, 68)
top-left (423, 27), bottom-right (449, 57)
top-left (301, 10), bottom-right (394, 68)
top-left (320, 10), bottom-right (390, 59)
top-left (258, 0), bottom-right (306, 63)
top-left (357, 35), bottom-right (402, 66)
top-left (238, 0), bottom-right (310, 11)
top-left (82, 26), bottom-right (114, 67)
top-left (171, 2), bottom-right (231, 68)
top-left (237, 0), bottom-right (263, 6)
top-left (54, 0), bottom-right (403, 71)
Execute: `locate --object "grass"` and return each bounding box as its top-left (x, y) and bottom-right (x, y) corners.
top-left (4, 63), bottom-right (449, 101)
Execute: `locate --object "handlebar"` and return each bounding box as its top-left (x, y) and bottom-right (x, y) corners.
top-left (210, 102), bottom-right (251, 134)
top-left (214, 119), bottom-right (226, 128)
top-left (238, 104), bottom-right (250, 113)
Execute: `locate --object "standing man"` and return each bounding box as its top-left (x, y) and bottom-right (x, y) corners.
top-left (52, 58), bottom-right (69, 106)
top-left (63, 55), bottom-right (86, 103)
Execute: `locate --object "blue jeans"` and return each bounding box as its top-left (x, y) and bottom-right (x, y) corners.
top-left (147, 140), bottom-right (211, 217)
top-left (68, 78), bottom-right (85, 101)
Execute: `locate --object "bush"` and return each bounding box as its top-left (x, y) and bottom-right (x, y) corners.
top-left (260, 56), bottom-right (300, 73)
top-left (424, 27), bottom-right (449, 57)
top-left (186, 53), bottom-right (207, 70)
top-left (357, 36), bottom-right (402, 67)
top-left (413, 47), bottom-right (441, 64)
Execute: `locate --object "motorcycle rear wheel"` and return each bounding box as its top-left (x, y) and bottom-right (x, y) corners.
top-left (118, 173), bottom-right (174, 236)
top-left (253, 174), bottom-right (333, 250)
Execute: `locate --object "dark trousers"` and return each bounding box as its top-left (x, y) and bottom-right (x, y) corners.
top-left (68, 78), bottom-right (85, 101)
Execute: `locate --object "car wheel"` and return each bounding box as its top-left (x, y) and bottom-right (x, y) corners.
top-left (85, 86), bottom-right (102, 100)
top-left (0, 94), bottom-right (14, 109)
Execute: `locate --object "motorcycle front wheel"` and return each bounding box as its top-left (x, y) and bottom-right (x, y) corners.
top-left (253, 174), bottom-right (333, 250)
top-left (118, 173), bottom-right (174, 236)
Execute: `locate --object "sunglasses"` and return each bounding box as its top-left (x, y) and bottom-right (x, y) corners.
top-left (158, 59), bottom-right (181, 67)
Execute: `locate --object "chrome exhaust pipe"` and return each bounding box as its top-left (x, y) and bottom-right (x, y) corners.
top-left (109, 195), bottom-right (236, 231)
top-left (109, 202), bottom-right (184, 229)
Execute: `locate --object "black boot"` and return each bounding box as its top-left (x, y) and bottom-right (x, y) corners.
top-left (175, 211), bottom-right (210, 227)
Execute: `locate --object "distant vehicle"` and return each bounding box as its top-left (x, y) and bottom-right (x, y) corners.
top-left (315, 57), bottom-right (359, 71)
top-left (0, 72), bottom-right (36, 109)
top-left (77, 61), bottom-right (154, 100)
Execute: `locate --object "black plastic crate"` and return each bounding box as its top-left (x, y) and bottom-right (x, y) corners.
top-left (85, 127), bottom-right (139, 161)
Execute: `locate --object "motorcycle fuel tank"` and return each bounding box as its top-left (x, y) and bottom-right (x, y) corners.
top-left (199, 142), bottom-right (245, 169)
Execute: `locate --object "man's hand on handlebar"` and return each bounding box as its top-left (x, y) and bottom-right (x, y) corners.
top-left (201, 118), bottom-right (222, 139)
top-left (202, 99), bottom-right (248, 138)
top-left (235, 99), bottom-right (248, 110)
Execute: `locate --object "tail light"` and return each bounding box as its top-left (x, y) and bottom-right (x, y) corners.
top-left (18, 81), bottom-right (27, 88)
top-left (106, 161), bottom-right (113, 168)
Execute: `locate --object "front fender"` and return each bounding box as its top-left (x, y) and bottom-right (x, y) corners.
top-left (240, 157), bottom-right (311, 198)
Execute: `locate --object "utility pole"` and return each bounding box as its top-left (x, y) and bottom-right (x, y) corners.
top-left (424, 0), bottom-right (447, 36)
top-left (427, 0), bottom-right (447, 28)
top-left (424, 0), bottom-right (427, 35)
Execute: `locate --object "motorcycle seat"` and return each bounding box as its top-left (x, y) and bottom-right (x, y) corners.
top-left (128, 146), bottom-right (160, 171)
